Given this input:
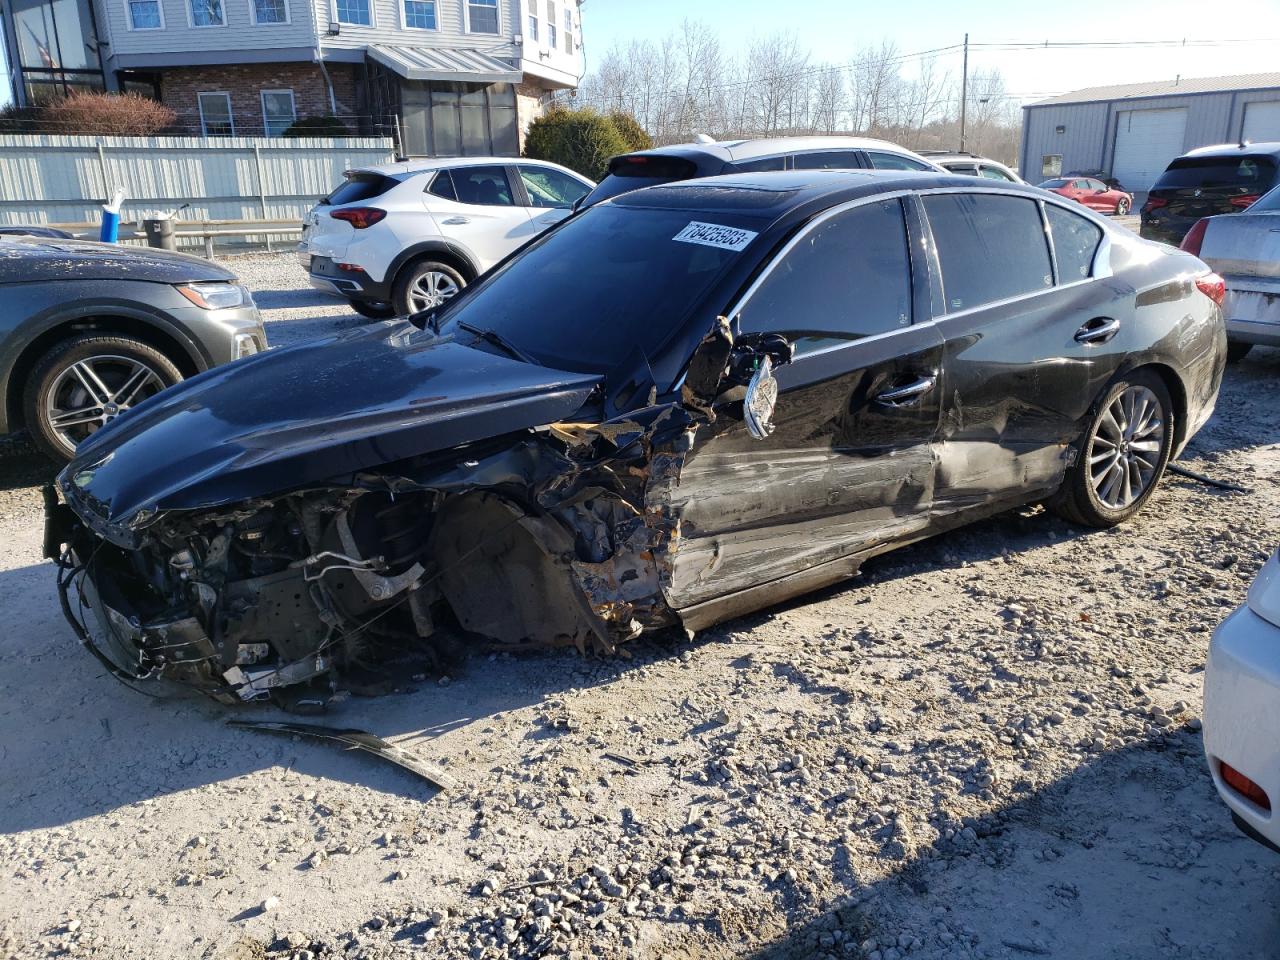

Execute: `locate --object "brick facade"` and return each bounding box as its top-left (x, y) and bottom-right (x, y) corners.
top-left (159, 62), bottom-right (361, 136)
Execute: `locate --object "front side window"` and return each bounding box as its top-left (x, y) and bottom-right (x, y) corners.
top-left (923, 193), bottom-right (1053, 312)
top-left (867, 150), bottom-right (931, 171)
top-left (127, 0), bottom-right (163, 29)
top-left (793, 151), bottom-right (863, 170)
top-left (253, 0), bottom-right (288, 22)
top-left (403, 0), bottom-right (435, 28)
top-left (1046, 204), bottom-right (1103, 283)
top-left (519, 166), bottom-right (589, 208)
top-left (449, 166), bottom-right (515, 206)
top-left (190, 0), bottom-right (224, 26)
top-left (739, 199), bottom-right (912, 353)
top-left (261, 89), bottom-right (295, 137)
top-left (198, 92), bottom-right (234, 136)
top-left (335, 0), bottom-right (371, 25)
top-left (467, 0), bottom-right (498, 33)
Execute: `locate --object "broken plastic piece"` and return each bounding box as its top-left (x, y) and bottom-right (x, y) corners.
top-left (228, 720), bottom-right (456, 792)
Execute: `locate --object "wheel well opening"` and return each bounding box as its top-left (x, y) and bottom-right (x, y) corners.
top-left (6, 316), bottom-right (200, 432)
top-left (1136, 362), bottom-right (1189, 454)
top-left (398, 250), bottom-right (476, 286)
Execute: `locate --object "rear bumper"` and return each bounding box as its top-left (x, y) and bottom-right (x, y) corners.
top-left (1222, 287), bottom-right (1280, 346)
top-left (1203, 603), bottom-right (1280, 853)
top-left (308, 256), bottom-right (391, 304)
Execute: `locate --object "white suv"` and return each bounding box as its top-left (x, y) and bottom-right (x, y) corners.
top-left (301, 157), bottom-right (594, 318)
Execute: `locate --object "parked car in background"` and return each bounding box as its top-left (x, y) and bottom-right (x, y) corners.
top-left (0, 236), bottom-right (265, 461)
top-left (0, 225), bottom-right (75, 239)
top-left (49, 170), bottom-right (1225, 708)
top-left (1180, 183), bottom-right (1280, 362)
top-left (1039, 176), bottom-right (1134, 215)
top-left (301, 158), bottom-right (594, 319)
top-left (1142, 143), bottom-right (1280, 244)
top-left (920, 151), bottom-right (1023, 183)
top-left (578, 136), bottom-right (945, 208)
top-left (1204, 547), bottom-right (1280, 854)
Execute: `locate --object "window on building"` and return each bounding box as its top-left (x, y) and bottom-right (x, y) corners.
top-left (127, 0), bottom-right (163, 29)
top-left (739, 199), bottom-right (913, 354)
top-left (563, 7), bottom-right (572, 53)
top-left (1045, 204), bottom-right (1103, 283)
top-left (922, 193), bottom-right (1053, 312)
top-left (466, 0), bottom-right (497, 33)
top-left (527, 10), bottom-right (538, 42)
top-left (402, 0), bottom-right (435, 28)
top-left (547, 0), bottom-right (557, 49)
top-left (335, 0), bottom-right (371, 25)
top-left (198, 92), bottom-right (234, 136)
top-left (252, 0), bottom-right (288, 23)
top-left (1041, 154), bottom-right (1063, 178)
top-left (261, 89), bottom-right (296, 137)
top-left (189, 0), bottom-right (225, 26)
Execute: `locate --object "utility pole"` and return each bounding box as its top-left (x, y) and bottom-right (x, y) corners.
top-left (959, 32), bottom-right (969, 152)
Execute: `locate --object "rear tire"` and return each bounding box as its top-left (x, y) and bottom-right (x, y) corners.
top-left (23, 334), bottom-right (182, 462)
top-left (1048, 370), bottom-right (1174, 528)
top-left (349, 299), bottom-right (397, 320)
top-left (392, 260), bottom-right (466, 317)
top-left (1226, 341), bottom-right (1253, 364)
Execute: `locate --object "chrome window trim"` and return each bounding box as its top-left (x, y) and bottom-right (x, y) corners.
top-left (727, 185), bottom-right (1117, 365)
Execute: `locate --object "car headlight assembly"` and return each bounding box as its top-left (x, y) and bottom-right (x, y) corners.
top-left (176, 282), bottom-right (246, 310)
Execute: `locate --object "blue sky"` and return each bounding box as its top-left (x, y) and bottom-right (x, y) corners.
top-left (580, 0), bottom-right (1280, 102)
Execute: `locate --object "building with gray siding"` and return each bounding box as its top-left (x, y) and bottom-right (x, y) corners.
top-left (1021, 72), bottom-right (1280, 193)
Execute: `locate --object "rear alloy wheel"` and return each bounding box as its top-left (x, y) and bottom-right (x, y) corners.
top-left (349, 299), bottom-right (397, 320)
top-left (392, 260), bottom-right (466, 317)
top-left (1116, 197), bottom-right (1131, 215)
top-left (23, 334), bottom-right (182, 461)
top-left (1049, 371), bottom-right (1174, 528)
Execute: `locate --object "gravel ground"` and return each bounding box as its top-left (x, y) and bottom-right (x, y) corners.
top-left (1, 252), bottom-right (1278, 960)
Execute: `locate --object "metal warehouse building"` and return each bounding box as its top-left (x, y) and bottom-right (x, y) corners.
top-left (1021, 72), bottom-right (1280, 193)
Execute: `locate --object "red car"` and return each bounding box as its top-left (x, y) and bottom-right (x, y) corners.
top-left (1038, 177), bottom-right (1134, 215)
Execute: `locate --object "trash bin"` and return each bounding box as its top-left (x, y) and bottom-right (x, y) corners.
top-left (142, 217), bottom-right (176, 251)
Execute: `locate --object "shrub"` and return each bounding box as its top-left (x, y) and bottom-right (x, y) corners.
top-left (282, 115), bottom-right (351, 138)
top-left (607, 111), bottom-right (653, 152)
top-left (0, 102), bottom-right (42, 134)
top-left (523, 108), bottom-right (630, 181)
top-left (40, 92), bottom-right (176, 137)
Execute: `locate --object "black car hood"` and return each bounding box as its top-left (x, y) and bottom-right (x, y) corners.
top-left (62, 322), bottom-right (601, 525)
top-left (0, 236), bottom-right (235, 283)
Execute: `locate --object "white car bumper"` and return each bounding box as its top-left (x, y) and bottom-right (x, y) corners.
top-left (1204, 551), bottom-right (1280, 853)
top-left (1223, 284), bottom-right (1280, 347)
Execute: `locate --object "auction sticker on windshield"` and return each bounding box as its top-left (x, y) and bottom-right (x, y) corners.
top-left (673, 221), bottom-right (758, 252)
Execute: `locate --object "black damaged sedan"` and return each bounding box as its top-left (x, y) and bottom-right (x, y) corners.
top-left (47, 171), bottom-right (1227, 709)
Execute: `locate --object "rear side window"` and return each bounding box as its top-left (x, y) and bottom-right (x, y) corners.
top-left (427, 170), bottom-right (457, 202)
top-left (1039, 178), bottom-right (1070, 188)
top-left (793, 151), bottom-right (864, 170)
top-left (1156, 156), bottom-right (1278, 190)
top-left (923, 193), bottom-right (1053, 312)
top-left (867, 150), bottom-right (932, 171)
top-left (449, 166), bottom-right (516, 206)
top-left (1046, 204), bottom-right (1103, 282)
top-left (979, 165), bottom-right (1016, 182)
top-left (324, 172), bottom-right (400, 206)
top-left (738, 198), bottom-right (912, 353)
top-left (725, 155), bottom-right (787, 173)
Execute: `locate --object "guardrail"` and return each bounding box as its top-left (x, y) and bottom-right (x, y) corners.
top-left (47, 219), bottom-right (302, 258)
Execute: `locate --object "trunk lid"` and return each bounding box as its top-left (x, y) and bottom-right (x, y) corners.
top-left (1199, 211), bottom-right (1280, 282)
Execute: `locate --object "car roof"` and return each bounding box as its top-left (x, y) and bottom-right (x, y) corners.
top-left (609, 168), bottom-right (1050, 224)
top-left (354, 156), bottom-right (576, 177)
top-left (1179, 141), bottom-right (1280, 160)
top-left (618, 136), bottom-right (944, 168)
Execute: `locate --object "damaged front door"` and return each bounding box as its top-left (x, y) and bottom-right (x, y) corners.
top-left (665, 197), bottom-right (945, 618)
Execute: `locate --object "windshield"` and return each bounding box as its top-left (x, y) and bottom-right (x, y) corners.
top-left (1154, 156), bottom-right (1278, 191)
top-left (437, 204), bottom-right (764, 375)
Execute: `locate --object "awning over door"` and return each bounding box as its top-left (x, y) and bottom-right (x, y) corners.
top-left (367, 46), bottom-right (521, 84)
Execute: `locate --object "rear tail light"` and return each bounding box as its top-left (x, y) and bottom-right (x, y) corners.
top-left (330, 207), bottom-right (386, 229)
top-left (1196, 272), bottom-right (1226, 306)
top-left (1229, 194), bottom-right (1261, 209)
top-left (1221, 761), bottom-right (1271, 811)
top-left (1180, 218), bottom-right (1210, 256)
top-left (1142, 197), bottom-right (1169, 212)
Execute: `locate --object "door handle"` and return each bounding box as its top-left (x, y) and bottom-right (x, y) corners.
top-left (442, 216), bottom-right (470, 225)
top-left (874, 375), bottom-right (936, 406)
top-left (1075, 316), bottom-right (1120, 344)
